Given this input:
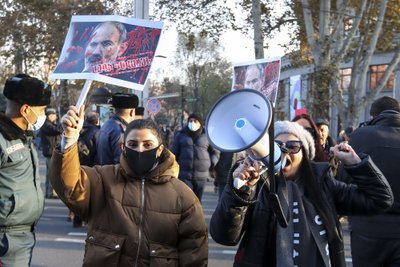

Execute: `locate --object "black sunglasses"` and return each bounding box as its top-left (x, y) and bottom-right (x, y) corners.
top-left (276, 140), bottom-right (303, 154)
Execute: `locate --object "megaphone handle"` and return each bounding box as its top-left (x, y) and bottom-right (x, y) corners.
top-left (233, 177), bottom-right (247, 190)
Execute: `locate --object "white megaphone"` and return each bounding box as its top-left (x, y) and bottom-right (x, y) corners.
top-left (206, 89), bottom-right (286, 189)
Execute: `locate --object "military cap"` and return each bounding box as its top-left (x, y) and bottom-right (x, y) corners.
top-left (111, 93), bottom-right (138, 109)
top-left (3, 74), bottom-right (51, 106)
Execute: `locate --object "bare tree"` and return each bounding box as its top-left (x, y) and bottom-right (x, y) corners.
top-left (175, 33), bottom-right (224, 114)
top-left (297, 0), bottom-right (400, 128)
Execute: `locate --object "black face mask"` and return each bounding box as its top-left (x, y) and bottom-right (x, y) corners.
top-left (124, 146), bottom-right (160, 176)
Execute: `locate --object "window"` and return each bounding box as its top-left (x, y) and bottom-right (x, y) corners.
top-left (340, 68), bottom-right (352, 91)
top-left (370, 65), bottom-right (394, 92)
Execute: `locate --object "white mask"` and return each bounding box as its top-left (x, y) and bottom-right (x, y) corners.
top-left (27, 115), bottom-right (46, 131)
top-left (25, 107), bottom-right (46, 131)
top-left (188, 122), bottom-right (201, 132)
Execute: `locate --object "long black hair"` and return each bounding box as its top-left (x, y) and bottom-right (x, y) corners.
top-left (299, 146), bottom-right (339, 242)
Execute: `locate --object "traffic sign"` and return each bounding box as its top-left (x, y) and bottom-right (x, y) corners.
top-left (146, 98), bottom-right (161, 115)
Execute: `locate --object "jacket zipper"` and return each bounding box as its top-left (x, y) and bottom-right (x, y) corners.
top-left (134, 178), bottom-right (145, 267)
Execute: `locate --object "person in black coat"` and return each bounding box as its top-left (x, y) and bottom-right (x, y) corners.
top-left (96, 93), bottom-right (138, 165)
top-left (40, 108), bottom-right (62, 198)
top-left (345, 96), bottom-right (400, 267)
top-left (213, 151), bottom-right (246, 200)
top-left (78, 112), bottom-right (100, 167)
top-left (171, 113), bottom-right (219, 202)
top-left (210, 120), bottom-right (393, 267)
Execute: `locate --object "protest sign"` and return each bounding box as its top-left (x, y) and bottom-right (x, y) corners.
top-left (290, 75), bottom-right (302, 120)
top-left (51, 15), bottom-right (163, 108)
top-left (232, 58), bottom-right (281, 105)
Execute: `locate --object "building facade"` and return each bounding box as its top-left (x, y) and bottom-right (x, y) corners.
top-left (277, 51), bottom-right (400, 136)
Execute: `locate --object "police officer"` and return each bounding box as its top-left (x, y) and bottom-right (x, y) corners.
top-left (96, 93), bottom-right (138, 165)
top-left (0, 74), bottom-right (51, 266)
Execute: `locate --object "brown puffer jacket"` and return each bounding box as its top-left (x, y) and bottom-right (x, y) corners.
top-left (50, 143), bottom-right (208, 267)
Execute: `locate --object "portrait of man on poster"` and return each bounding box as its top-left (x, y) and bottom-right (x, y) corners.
top-left (232, 59), bottom-right (281, 105)
top-left (83, 21), bottom-right (128, 73)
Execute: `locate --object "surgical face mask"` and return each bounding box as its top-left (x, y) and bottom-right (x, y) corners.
top-left (188, 122), bottom-right (201, 132)
top-left (24, 107), bottom-right (46, 131)
top-left (124, 146), bottom-right (160, 176)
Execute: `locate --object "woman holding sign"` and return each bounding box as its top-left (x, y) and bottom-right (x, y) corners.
top-left (49, 105), bottom-right (208, 267)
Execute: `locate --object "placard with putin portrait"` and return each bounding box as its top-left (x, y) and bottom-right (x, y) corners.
top-left (51, 15), bottom-right (163, 91)
top-left (232, 58), bottom-right (281, 105)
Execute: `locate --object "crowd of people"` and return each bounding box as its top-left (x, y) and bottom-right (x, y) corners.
top-left (0, 73), bottom-right (399, 267)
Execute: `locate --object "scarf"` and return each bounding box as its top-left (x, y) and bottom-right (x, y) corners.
top-left (276, 179), bottom-right (331, 267)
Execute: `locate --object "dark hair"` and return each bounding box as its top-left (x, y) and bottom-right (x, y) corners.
top-left (300, 149), bottom-right (339, 242)
top-left (85, 112), bottom-right (99, 125)
top-left (135, 107), bottom-right (145, 116)
top-left (370, 96), bottom-right (400, 117)
top-left (124, 119), bottom-right (163, 145)
top-left (292, 113), bottom-right (328, 162)
top-left (344, 126), bottom-right (353, 135)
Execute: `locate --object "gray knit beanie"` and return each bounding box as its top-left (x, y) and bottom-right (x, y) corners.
top-left (274, 120), bottom-right (315, 160)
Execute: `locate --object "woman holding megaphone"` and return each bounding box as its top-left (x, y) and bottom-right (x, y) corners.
top-left (210, 120), bottom-right (393, 267)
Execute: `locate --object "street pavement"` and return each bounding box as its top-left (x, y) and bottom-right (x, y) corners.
top-left (31, 155), bottom-right (353, 266)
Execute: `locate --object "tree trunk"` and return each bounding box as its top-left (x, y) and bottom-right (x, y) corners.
top-left (308, 66), bottom-right (334, 120)
top-left (13, 31), bottom-right (23, 73)
top-left (60, 80), bottom-right (70, 115)
top-left (338, 0), bottom-right (393, 128)
top-left (251, 0), bottom-right (264, 59)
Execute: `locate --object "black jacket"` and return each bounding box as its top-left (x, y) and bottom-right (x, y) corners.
top-left (210, 157), bottom-right (393, 267)
top-left (214, 152), bottom-right (234, 184)
top-left (171, 127), bottom-right (219, 181)
top-left (78, 123), bottom-right (100, 167)
top-left (347, 110), bottom-right (400, 237)
top-left (40, 120), bottom-right (62, 157)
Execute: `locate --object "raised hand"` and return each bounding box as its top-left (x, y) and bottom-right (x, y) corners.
top-left (330, 142), bottom-right (361, 166)
top-left (61, 105), bottom-right (85, 138)
top-left (232, 158), bottom-right (261, 187)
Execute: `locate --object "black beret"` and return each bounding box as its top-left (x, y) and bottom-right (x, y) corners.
top-left (135, 107), bottom-right (145, 116)
top-left (3, 74), bottom-right (51, 106)
top-left (111, 93), bottom-right (138, 109)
